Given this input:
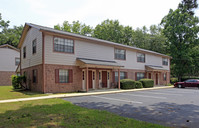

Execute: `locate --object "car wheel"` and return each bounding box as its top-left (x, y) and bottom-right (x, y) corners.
top-left (178, 84), bottom-right (182, 88)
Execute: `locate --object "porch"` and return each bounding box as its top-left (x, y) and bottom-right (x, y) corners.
top-left (76, 58), bottom-right (123, 92)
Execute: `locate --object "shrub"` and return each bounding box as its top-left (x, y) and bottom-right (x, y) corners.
top-left (12, 75), bottom-right (26, 89)
top-left (165, 83), bottom-right (172, 86)
top-left (120, 79), bottom-right (136, 89)
top-left (135, 81), bottom-right (143, 89)
top-left (139, 79), bottom-right (154, 88)
top-left (170, 78), bottom-right (178, 84)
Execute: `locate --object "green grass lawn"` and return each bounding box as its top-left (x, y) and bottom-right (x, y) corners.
top-left (0, 86), bottom-right (47, 100)
top-left (0, 98), bottom-right (167, 128)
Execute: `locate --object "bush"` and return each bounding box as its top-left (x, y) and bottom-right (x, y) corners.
top-left (139, 79), bottom-right (154, 88)
top-left (12, 75), bottom-right (26, 89)
top-left (170, 78), bottom-right (178, 84)
top-left (120, 79), bottom-right (136, 89)
top-left (135, 81), bottom-right (143, 89)
top-left (165, 83), bottom-right (172, 86)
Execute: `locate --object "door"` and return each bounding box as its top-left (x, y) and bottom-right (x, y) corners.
top-left (102, 71), bottom-right (107, 88)
top-left (88, 71), bottom-right (92, 89)
top-left (156, 73), bottom-right (158, 85)
top-left (148, 73), bottom-right (151, 79)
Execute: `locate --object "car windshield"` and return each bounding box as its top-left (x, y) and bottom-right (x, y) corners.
top-left (184, 80), bottom-right (192, 82)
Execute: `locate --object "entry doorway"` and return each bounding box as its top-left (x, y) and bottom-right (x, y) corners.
top-left (102, 71), bottom-right (107, 88)
top-left (88, 71), bottom-right (92, 88)
top-left (156, 73), bottom-right (158, 85)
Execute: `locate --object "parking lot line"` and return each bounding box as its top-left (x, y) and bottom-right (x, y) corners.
top-left (150, 89), bottom-right (195, 94)
top-left (136, 91), bottom-right (182, 96)
top-left (91, 95), bottom-right (143, 104)
top-left (119, 93), bottom-right (167, 99)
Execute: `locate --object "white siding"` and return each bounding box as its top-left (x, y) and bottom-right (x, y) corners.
top-left (21, 27), bottom-right (42, 69)
top-left (44, 35), bottom-right (170, 70)
top-left (0, 48), bottom-right (19, 71)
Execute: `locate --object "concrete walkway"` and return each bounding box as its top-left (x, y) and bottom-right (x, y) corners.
top-left (0, 86), bottom-right (174, 104)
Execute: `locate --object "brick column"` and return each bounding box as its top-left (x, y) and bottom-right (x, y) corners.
top-left (118, 69), bottom-right (120, 89)
top-left (86, 67), bottom-right (89, 92)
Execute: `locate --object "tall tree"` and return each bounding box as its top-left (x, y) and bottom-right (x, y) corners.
top-left (54, 21), bottom-right (93, 36)
top-left (0, 13), bottom-right (23, 47)
top-left (93, 19), bottom-right (133, 45)
top-left (161, 0), bottom-right (199, 81)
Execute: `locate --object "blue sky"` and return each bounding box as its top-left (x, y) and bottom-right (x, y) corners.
top-left (0, 0), bottom-right (198, 29)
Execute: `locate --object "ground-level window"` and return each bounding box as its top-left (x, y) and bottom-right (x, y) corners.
top-left (15, 58), bottom-right (20, 66)
top-left (59, 69), bottom-right (69, 83)
top-left (55, 69), bottom-right (73, 83)
top-left (163, 73), bottom-right (167, 81)
top-left (32, 69), bottom-right (37, 83)
top-left (136, 72), bottom-right (145, 81)
top-left (115, 71), bottom-right (127, 82)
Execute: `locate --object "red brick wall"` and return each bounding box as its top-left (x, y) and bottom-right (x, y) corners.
top-left (45, 64), bottom-right (82, 93)
top-left (112, 69), bottom-right (170, 85)
top-left (21, 64), bottom-right (43, 92)
top-left (0, 71), bottom-right (15, 86)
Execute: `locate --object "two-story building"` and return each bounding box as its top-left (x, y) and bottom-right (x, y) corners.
top-left (18, 23), bottom-right (170, 93)
top-left (0, 44), bottom-right (20, 86)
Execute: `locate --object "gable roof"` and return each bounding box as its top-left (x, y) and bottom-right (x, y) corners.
top-left (0, 44), bottom-right (19, 52)
top-left (18, 23), bottom-right (171, 58)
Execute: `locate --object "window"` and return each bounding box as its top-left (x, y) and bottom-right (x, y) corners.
top-left (59, 69), bottom-right (69, 83)
top-left (115, 71), bottom-right (126, 82)
top-left (137, 53), bottom-right (145, 62)
top-left (82, 71), bottom-right (84, 80)
top-left (32, 69), bottom-right (37, 83)
top-left (162, 58), bottom-right (168, 66)
top-left (23, 46), bottom-right (26, 59)
top-left (99, 72), bottom-right (101, 80)
top-left (163, 73), bottom-right (167, 81)
top-left (136, 73), bottom-right (145, 81)
top-left (55, 69), bottom-right (73, 83)
top-left (32, 39), bottom-right (37, 54)
top-left (93, 72), bottom-right (95, 80)
top-left (15, 58), bottom-right (20, 66)
top-left (54, 37), bottom-right (74, 53)
top-left (115, 48), bottom-right (126, 60)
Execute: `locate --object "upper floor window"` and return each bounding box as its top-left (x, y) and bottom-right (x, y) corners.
top-left (54, 37), bottom-right (74, 53)
top-left (15, 58), bottom-right (20, 66)
top-left (115, 48), bottom-right (126, 60)
top-left (23, 46), bottom-right (26, 59)
top-left (32, 39), bottom-right (37, 54)
top-left (137, 53), bottom-right (145, 63)
top-left (162, 58), bottom-right (168, 66)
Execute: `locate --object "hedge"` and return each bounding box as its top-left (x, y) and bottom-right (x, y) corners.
top-left (120, 79), bottom-right (136, 89)
top-left (135, 81), bottom-right (143, 88)
top-left (139, 79), bottom-right (154, 88)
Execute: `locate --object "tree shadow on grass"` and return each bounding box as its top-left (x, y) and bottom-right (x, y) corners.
top-left (73, 101), bottom-right (199, 128)
top-left (0, 100), bottom-right (165, 128)
top-left (11, 88), bottom-right (46, 96)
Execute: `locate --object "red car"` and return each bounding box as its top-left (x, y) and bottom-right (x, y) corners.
top-left (174, 79), bottom-right (199, 88)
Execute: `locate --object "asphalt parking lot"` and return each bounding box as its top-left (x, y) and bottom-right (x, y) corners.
top-left (63, 88), bottom-right (199, 128)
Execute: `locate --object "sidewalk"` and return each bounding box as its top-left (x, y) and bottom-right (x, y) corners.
top-left (0, 86), bottom-right (173, 104)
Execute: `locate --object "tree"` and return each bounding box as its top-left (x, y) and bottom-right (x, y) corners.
top-left (54, 21), bottom-right (93, 36)
top-left (0, 13), bottom-right (23, 47)
top-left (93, 19), bottom-right (133, 45)
top-left (132, 25), bottom-right (167, 54)
top-left (161, 0), bottom-right (199, 81)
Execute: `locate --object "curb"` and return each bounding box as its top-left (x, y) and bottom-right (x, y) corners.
top-left (0, 86), bottom-right (174, 104)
